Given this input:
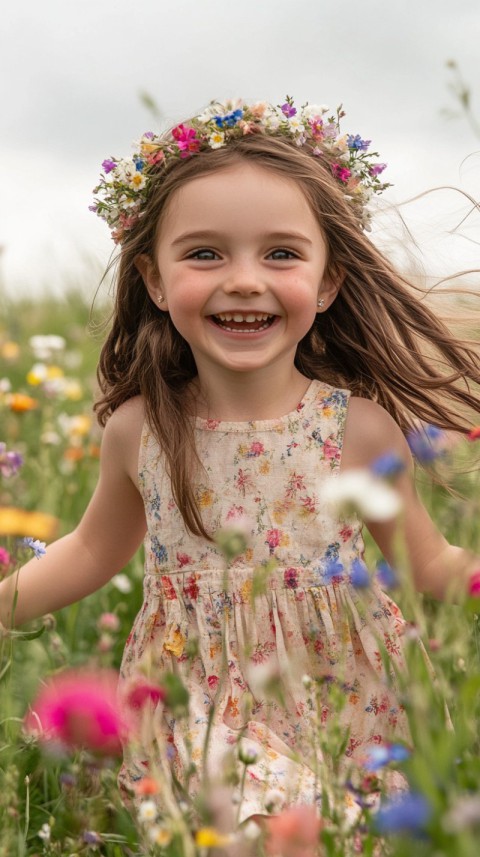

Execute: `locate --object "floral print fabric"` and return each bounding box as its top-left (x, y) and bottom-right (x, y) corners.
top-left (119, 381), bottom-right (410, 821)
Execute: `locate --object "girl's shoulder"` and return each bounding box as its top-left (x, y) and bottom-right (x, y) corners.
top-left (341, 396), bottom-right (412, 473)
top-left (101, 396), bottom-right (146, 486)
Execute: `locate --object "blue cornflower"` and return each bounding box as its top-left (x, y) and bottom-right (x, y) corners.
top-left (323, 559), bottom-right (344, 583)
top-left (350, 558), bottom-right (370, 588)
top-left (364, 743), bottom-right (411, 771)
top-left (407, 424), bottom-right (446, 463)
top-left (375, 792), bottom-right (431, 835)
top-left (22, 537), bottom-right (47, 559)
top-left (376, 560), bottom-right (399, 589)
top-left (134, 159), bottom-right (145, 171)
top-left (370, 451), bottom-right (405, 479)
top-left (347, 134), bottom-right (371, 151)
top-left (214, 109), bottom-right (243, 128)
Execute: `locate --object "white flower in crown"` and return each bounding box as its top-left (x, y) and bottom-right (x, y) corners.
top-left (301, 104), bottom-right (330, 119)
top-left (209, 129), bottom-right (226, 149)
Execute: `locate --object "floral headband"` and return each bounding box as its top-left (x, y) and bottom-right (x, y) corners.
top-left (91, 96), bottom-right (390, 244)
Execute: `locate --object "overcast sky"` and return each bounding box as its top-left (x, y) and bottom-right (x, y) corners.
top-left (1, 0), bottom-right (479, 297)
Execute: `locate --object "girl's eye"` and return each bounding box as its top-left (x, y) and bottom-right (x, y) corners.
top-left (268, 248), bottom-right (298, 260)
top-left (187, 248), bottom-right (219, 261)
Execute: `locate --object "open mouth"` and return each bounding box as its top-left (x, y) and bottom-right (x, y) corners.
top-left (210, 312), bottom-right (276, 333)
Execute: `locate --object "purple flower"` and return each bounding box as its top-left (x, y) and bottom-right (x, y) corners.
top-left (281, 102), bottom-right (297, 118)
top-left (0, 443), bottom-right (24, 478)
top-left (364, 743), bottom-right (410, 771)
top-left (370, 451), bottom-right (405, 479)
top-left (347, 134), bottom-right (371, 151)
top-left (350, 558), bottom-right (370, 588)
top-left (407, 424), bottom-right (446, 463)
top-left (376, 560), bottom-right (399, 589)
top-left (101, 159), bottom-right (117, 173)
top-left (82, 831), bottom-right (103, 845)
top-left (375, 792), bottom-right (431, 835)
top-left (370, 163), bottom-right (387, 177)
top-left (22, 537), bottom-right (46, 559)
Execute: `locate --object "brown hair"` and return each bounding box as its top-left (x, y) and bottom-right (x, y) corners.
top-left (95, 133), bottom-right (480, 537)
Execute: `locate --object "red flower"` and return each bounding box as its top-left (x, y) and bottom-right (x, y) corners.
top-left (124, 681), bottom-right (165, 710)
top-left (25, 669), bottom-right (123, 756)
top-left (468, 426), bottom-right (480, 441)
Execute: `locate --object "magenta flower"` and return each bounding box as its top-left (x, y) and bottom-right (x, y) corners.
top-left (25, 669), bottom-right (124, 756)
top-left (0, 546), bottom-right (12, 576)
top-left (331, 163), bottom-right (352, 183)
top-left (468, 570), bottom-right (480, 597)
top-left (171, 124), bottom-right (201, 157)
top-left (124, 681), bottom-right (165, 710)
top-left (370, 163), bottom-right (387, 177)
top-left (101, 159), bottom-right (117, 173)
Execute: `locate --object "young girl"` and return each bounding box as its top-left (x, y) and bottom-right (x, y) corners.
top-left (1, 98), bottom-right (480, 823)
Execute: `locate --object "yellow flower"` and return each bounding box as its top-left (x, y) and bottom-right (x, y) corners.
top-left (163, 626), bottom-right (186, 657)
top-left (240, 579), bottom-right (253, 603)
top-left (64, 380), bottom-right (83, 401)
top-left (0, 507), bottom-right (59, 539)
top-left (195, 827), bottom-right (231, 848)
top-left (279, 532), bottom-right (291, 547)
top-left (149, 826), bottom-right (172, 846)
top-left (259, 460), bottom-right (270, 475)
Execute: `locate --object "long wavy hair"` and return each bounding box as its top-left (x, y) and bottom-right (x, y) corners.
top-left (95, 133), bottom-right (480, 538)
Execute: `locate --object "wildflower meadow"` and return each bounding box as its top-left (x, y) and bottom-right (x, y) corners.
top-left (1, 287), bottom-right (480, 857)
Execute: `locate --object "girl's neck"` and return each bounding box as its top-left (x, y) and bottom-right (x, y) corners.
top-left (192, 367), bottom-right (312, 422)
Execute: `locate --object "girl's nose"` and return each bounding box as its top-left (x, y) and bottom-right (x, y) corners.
top-left (223, 263), bottom-right (266, 296)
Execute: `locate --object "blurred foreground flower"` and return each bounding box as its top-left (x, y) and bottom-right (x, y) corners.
top-left (0, 442), bottom-right (24, 477)
top-left (29, 334), bottom-right (66, 360)
top-left (468, 426), bottom-right (480, 441)
top-left (264, 805), bottom-right (322, 857)
top-left (407, 424), bottom-right (447, 463)
top-left (22, 537), bottom-right (47, 558)
top-left (375, 792), bottom-right (431, 835)
top-left (25, 668), bottom-right (124, 756)
top-left (322, 469), bottom-right (402, 521)
top-left (0, 507), bottom-right (59, 539)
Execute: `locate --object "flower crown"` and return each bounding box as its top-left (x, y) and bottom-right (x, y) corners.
top-left (91, 96), bottom-right (390, 244)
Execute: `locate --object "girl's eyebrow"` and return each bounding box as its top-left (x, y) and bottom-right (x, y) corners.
top-left (171, 230), bottom-right (313, 246)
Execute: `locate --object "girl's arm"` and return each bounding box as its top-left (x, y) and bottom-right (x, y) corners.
top-left (341, 397), bottom-right (478, 600)
top-left (0, 399), bottom-right (147, 627)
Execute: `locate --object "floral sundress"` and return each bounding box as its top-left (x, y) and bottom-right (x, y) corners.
top-left (119, 380), bottom-right (411, 822)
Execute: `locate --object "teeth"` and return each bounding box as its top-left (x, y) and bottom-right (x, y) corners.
top-left (216, 313), bottom-right (271, 322)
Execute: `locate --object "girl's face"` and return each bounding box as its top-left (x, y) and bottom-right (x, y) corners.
top-left (138, 163), bottom-right (339, 387)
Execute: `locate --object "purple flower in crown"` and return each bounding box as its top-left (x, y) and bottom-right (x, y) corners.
top-left (281, 101), bottom-right (297, 118)
top-left (347, 134), bottom-right (371, 152)
top-left (101, 159), bottom-right (117, 174)
top-left (370, 163), bottom-right (387, 177)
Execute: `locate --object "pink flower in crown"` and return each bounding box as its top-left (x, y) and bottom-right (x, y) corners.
top-left (331, 163), bottom-right (352, 183)
top-left (146, 150), bottom-right (165, 166)
top-left (24, 669), bottom-right (124, 756)
top-left (171, 124), bottom-right (201, 157)
top-left (308, 117), bottom-right (325, 140)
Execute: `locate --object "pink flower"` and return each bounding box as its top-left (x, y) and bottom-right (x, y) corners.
top-left (0, 547), bottom-right (13, 577)
top-left (468, 426), bottom-right (480, 441)
top-left (265, 805), bottom-right (322, 857)
top-left (25, 669), bottom-right (124, 756)
top-left (265, 528), bottom-right (281, 554)
top-left (171, 124), bottom-right (201, 157)
top-left (97, 612), bottom-right (120, 632)
top-left (468, 570), bottom-right (480, 597)
top-left (331, 163), bottom-right (352, 183)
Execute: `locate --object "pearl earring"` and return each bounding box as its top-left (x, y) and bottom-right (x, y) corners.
top-left (317, 298), bottom-right (325, 308)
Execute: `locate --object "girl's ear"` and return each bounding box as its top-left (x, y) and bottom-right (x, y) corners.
top-left (317, 264), bottom-right (345, 312)
top-left (135, 254), bottom-right (167, 309)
